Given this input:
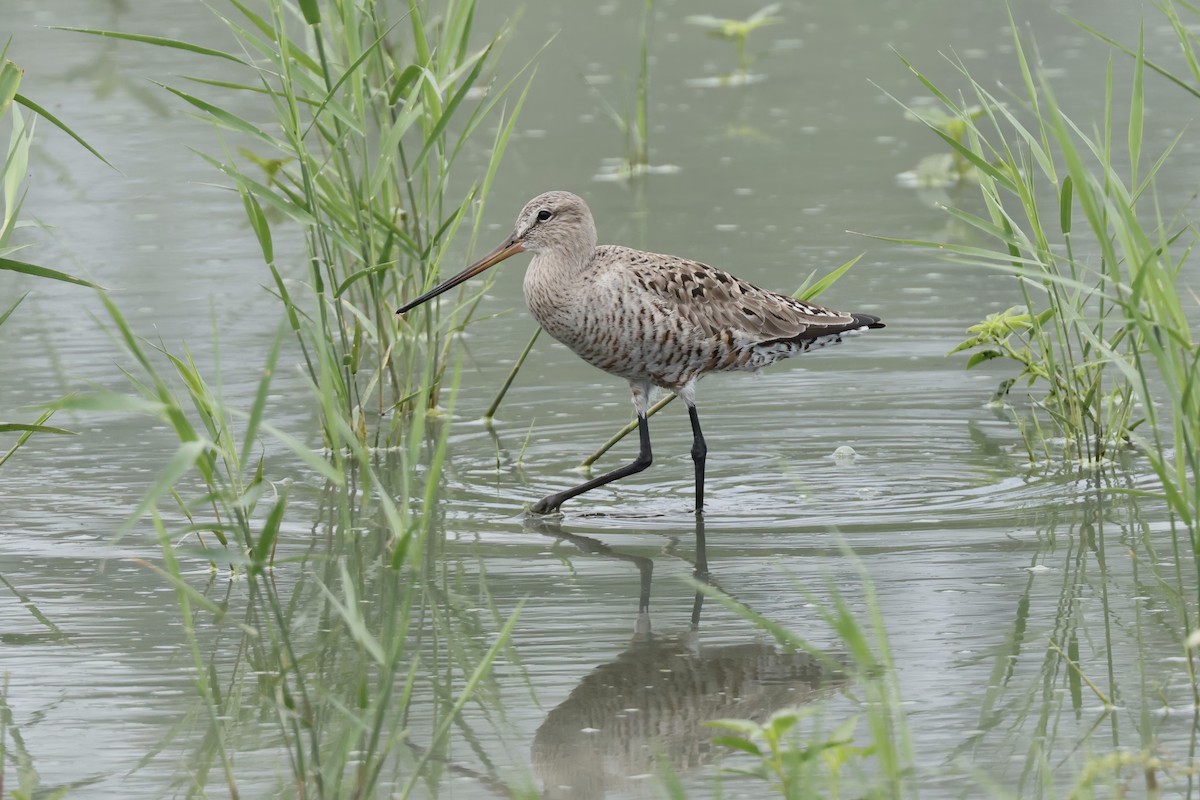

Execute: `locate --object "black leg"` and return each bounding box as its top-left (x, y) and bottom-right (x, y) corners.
top-left (688, 404), bottom-right (707, 514)
top-left (530, 413), bottom-right (653, 514)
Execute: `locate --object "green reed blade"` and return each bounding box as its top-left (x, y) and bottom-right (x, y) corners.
top-left (0, 423), bottom-right (74, 436)
top-left (14, 94), bottom-right (114, 169)
top-left (0, 257), bottom-right (100, 288)
top-left (0, 291), bottom-right (27, 328)
top-left (54, 27), bottom-right (248, 64)
top-left (483, 327), bottom-right (540, 422)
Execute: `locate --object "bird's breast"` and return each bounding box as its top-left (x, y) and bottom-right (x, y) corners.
top-left (524, 266), bottom-right (724, 390)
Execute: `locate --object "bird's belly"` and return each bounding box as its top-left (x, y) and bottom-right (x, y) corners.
top-left (535, 305), bottom-right (714, 390)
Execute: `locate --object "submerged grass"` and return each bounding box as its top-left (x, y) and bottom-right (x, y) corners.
top-left (65, 0), bottom-right (534, 448)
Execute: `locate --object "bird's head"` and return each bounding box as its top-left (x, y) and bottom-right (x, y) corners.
top-left (396, 191), bottom-right (596, 315)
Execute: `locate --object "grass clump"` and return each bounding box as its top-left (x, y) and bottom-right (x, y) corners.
top-left (888, 0), bottom-right (1199, 716)
top-left (61, 288), bottom-right (521, 796)
top-left (64, 0), bottom-right (534, 448)
top-left (1, 57), bottom-right (108, 465)
top-left (887, 12), bottom-right (1197, 483)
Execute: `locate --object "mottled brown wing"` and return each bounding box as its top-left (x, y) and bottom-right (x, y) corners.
top-left (625, 250), bottom-right (860, 343)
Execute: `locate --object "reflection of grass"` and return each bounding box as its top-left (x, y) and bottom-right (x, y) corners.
top-left (955, 475), bottom-right (1196, 796)
top-left (63, 0), bottom-right (533, 447)
top-left (696, 544), bottom-right (913, 799)
top-left (1, 676), bottom-right (105, 797)
top-left (698, 473), bottom-right (1197, 798)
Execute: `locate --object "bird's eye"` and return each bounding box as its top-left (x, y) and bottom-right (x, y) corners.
top-left (536, 209), bottom-right (552, 222)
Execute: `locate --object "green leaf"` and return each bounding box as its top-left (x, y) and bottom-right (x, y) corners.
top-left (0, 291), bottom-right (28, 328)
top-left (53, 27), bottom-right (249, 65)
top-left (710, 735), bottom-right (763, 756)
top-left (251, 492), bottom-right (286, 569)
top-left (55, 391), bottom-right (166, 417)
top-left (706, 718), bottom-right (762, 736)
top-left (159, 85), bottom-right (276, 145)
top-left (1128, 23), bottom-right (1144, 183)
top-left (239, 323), bottom-right (283, 470)
top-left (766, 708), bottom-right (803, 738)
top-left (334, 263), bottom-right (392, 298)
top-left (0, 60), bottom-right (22, 117)
top-left (116, 440), bottom-right (209, 540)
top-left (795, 254), bottom-right (863, 301)
top-left (0, 423), bottom-right (75, 435)
top-left (240, 188), bottom-right (273, 264)
top-left (1059, 175), bottom-right (1073, 235)
top-left (0, 257), bottom-right (101, 288)
top-left (388, 63), bottom-right (424, 107)
top-left (297, 0), bottom-right (321, 25)
top-left (966, 350), bottom-right (1004, 369)
top-left (15, 94), bottom-right (114, 169)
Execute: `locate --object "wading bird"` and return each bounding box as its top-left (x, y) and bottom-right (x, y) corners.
top-left (397, 191), bottom-right (883, 515)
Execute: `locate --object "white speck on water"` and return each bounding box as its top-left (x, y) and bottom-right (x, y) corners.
top-left (715, 223), bottom-right (738, 232)
top-left (1027, 564), bottom-right (1052, 573)
top-left (580, 727), bottom-right (601, 734)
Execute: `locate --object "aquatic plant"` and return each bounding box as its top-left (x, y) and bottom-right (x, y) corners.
top-left (0, 57), bottom-right (104, 465)
top-left (695, 545), bottom-right (914, 799)
top-left (590, 0), bottom-right (680, 181)
top-left (56, 287), bottom-right (523, 796)
top-left (897, 103), bottom-right (991, 188)
top-left (686, 4), bottom-right (783, 75)
top-left (884, 17), bottom-right (1193, 471)
top-left (63, 0), bottom-right (534, 447)
top-left (890, 0), bottom-right (1200, 723)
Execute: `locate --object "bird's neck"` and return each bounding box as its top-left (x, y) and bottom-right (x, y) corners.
top-left (524, 247), bottom-right (594, 329)
top-left (529, 245), bottom-right (592, 279)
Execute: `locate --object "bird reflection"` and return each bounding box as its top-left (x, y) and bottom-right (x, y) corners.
top-left (526, 517), bottom-right (847, 800)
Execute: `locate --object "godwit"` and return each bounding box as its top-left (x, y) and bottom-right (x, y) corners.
top-left (397, 191), bottom-right (883, 514)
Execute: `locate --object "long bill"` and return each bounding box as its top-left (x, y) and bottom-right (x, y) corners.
top-left (396, 237), bottom-right (525, 315)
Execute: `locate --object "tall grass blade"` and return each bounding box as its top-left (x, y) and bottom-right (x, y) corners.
top-left (0, 257), bottom-right (100, 288)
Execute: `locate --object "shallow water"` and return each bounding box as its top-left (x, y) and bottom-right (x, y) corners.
top-left (3, 0), bottom-right (1198, 797)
